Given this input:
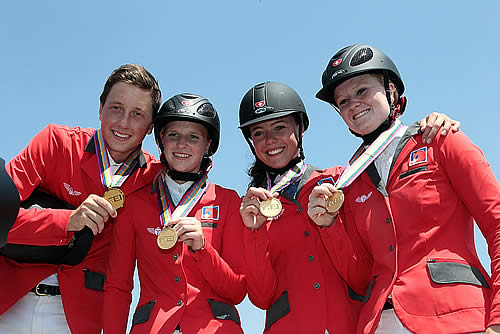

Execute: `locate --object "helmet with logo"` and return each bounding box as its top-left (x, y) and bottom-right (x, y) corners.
top-left (154, 93), bottom-right (220, 156)
top-left (316, 44), bottom-right (405, 106)
top-left (239, 82), bottom-right (309, 160)
top-left (239, 81), bottom-right (309, 137)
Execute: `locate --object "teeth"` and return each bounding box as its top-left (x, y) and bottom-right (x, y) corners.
top-left (173, 153), bottom-right (190, 158)
top-left (112, 131), bottom-right (130, 138)
top-left (267, 147), bottom-right (284, 156)
top-left (353, 109), bottom-right (369, 120)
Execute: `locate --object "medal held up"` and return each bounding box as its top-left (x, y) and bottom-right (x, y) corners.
top-left (259, 161), bottom-right (307, 218)
top-left (94, 129), bottom-right (141, 211)
top-left (156, 173), bottom-right (209, 250)
top-left (325, 119), bottom-right (406, 213)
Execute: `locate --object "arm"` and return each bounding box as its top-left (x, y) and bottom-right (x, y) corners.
top-left (240, 187), bottom-right (278, 309)
top-left (6, 125), bottom-right (74, 244)
top-left (189, 193), bottom-right (246, 304)
top-left (7, 125), bottom-right (115, 245)
top-left (103, 213), bottom-right (137, 333)
top-left (308, 183), bottom-right (373, 294)
top-left (439, 132), bottom-right (500, 329)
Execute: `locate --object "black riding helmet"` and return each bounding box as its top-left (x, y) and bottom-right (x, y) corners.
top-left (239, 81), bottom-right (309, 159)
top-left (316, 44), bottom-right (405, 109)
top-left (154, 93), bottom-right (220, 180)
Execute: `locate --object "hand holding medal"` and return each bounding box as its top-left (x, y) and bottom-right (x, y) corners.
top-left (308, 119), bottom-right (407, 227)
top-left (240, 187), bottom-right (275, 230)
top-left (308, 183), bottom-right (342, 227)
top-left (156, 173), bottom-right (209, 250)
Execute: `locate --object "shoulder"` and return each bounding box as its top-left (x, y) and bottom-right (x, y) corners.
top-left (307, 165), bottom-right (344, 184)
top-left (210, 183), bottom-right (241, 201)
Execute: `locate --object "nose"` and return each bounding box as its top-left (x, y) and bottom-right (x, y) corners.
top-left (118, 112), bottom-right (131, 129)
top-left (176, 134), bottom-right (188, 147)
top-left (264, 131), bottom-right (277, 145)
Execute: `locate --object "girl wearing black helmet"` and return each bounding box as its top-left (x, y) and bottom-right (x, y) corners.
top-left (104, 94), bottom-right (246, 334)
top-left (238, 81), bottom-right (454, 333)
top-left (309, 44), bottom-right (500, 334)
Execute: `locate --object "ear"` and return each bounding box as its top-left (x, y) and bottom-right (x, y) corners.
top-left (205, 138), bottom-right (212, 154)
top-left (389, 82), bottom-right (397, 105)
top-left (99, 103), bottom-right (103, 122)
top-left (147, 123), bottom-right (153, 135)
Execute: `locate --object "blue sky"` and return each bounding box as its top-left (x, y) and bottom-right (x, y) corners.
top-left (2, 1), bottom-right (499, 332)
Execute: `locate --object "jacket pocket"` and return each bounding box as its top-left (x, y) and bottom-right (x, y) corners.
top-left (207, 299), bottom-right (241, 325)
top-left (399, 166), bottom-right (427, 179)
top-left (265, 290), bottom-right (290, 330)
top-left (427, 260), bottom-right (490, 288)
top-left (132, 300), bottom-right (156, 327)
top-left (83, 269), bottom-right (106, 291)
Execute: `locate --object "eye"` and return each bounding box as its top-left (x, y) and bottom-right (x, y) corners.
top-left (132, 111), bottom-right (144, 117)
top-left (251, 130), bottom-right (263, 138)
top-left (356, 87), bottom-right (367, 96)
top-left (188, 134), bottom-right (200, 141)
top-left (338, 98), bottom-right (348, 107)
top-left (274, 125), bottom-right (286, 132)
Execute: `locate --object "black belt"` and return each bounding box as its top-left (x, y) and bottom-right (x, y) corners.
top-left (30, 284), bottom-right (61, 296)
top-left (382, 297), bottom-right (393, 310)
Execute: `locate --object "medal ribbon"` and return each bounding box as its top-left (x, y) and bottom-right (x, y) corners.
top-left (266, 160), bottom-right (307, 194)
top-left (94, 129), bottom-right (141, 190)
top-left (336, 119), bottom-right (406, 189)
top-left (157, 173), bottom-right (209, 228)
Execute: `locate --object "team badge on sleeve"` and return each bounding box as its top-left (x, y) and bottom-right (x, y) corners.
top-left (409, 147), bottom-right (427, 166)
top-left (201, 206), bottom-right (219, 220)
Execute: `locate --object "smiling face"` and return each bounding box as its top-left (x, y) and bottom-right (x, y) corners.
top-left (99, 82), bottom-right (153, 162)
top-left (333, 74), bottom-right (396, 135)
top-left (249, 115), bottom-right (301, 169)
top-left (160, 121), bottom-right (211, 174)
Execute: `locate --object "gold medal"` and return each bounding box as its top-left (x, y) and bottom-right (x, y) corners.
top-left (259, 198), bottom-right (282, 218)
top-left (157, 227), bottom-right (178, 250)
top-left (104, 188), bottom-right (125, 210)
top-left (326, 190), bottom-right (344, 213)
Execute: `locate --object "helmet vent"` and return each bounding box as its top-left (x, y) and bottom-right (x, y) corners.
top-left (350, 47), bottom-right (373, 66)
top-left (165, 99), bottom-right (176, 112)
top-left (197, 103), bottom-right (216, 118)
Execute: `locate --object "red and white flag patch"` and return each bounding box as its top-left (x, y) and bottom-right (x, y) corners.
top-left (409, 147), bottom-right (427, 166)
top-left (201, 206), bottom-right (219, 220)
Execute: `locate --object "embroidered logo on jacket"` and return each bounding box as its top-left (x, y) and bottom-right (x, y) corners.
top-left (201, 206), bottom-right (219, 220)
top-left (355, 192), bottom-right (372, 203)
top-left (63, 183), bottom-right (81, 196)
top-left (147, 227), bottom-right (162, 236)
top-left (409, 147), bottom-right (427, 166)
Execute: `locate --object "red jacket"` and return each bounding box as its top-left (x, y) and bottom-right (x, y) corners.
top-left (243, 165), bottom-right (361, 334)
top-left (103, 168), bottom-right (246, 334)
top-left (3, 124), bottom-right (158, 333)
top-left (321, 123), bottom-right (500, 333)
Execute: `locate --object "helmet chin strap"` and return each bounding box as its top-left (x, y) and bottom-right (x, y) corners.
top-left (161, 153), bottom-right (212, 182)
top-left (350, 96), bottom-right (408, 145)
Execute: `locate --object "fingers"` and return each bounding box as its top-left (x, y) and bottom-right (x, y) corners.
top-left (172, 218), bottom-right (205, 250)
top-left (240, 187), bottom-right (270, 229)
top-left (67, 194), bottom-right (117, 235)
top-left (420, 112), bottom-right (442, 144)
top-left (307, 185), bottom-right (339, 227)
top-left (420, 112), bottom-right (460, 144)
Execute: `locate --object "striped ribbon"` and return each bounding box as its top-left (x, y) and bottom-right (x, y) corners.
top-left (157, 173), bottom-right (209, 228)
top-left (266, 160), bottom-right (307, 194)
top-left (93, 129), bottom-right (141, 190)
top-left (336, 119), bottom-right (406, 189)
